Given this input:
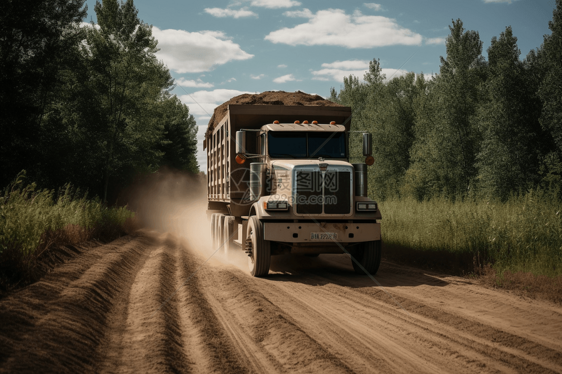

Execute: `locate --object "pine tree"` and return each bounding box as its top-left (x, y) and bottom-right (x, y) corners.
top-left (537, 0), bottom-right (562, 187)
top-left (366, 72), bottom-right (418, 199)
top-left (83, 0), bottom-right (173, 201)
top-left (476, 27), bottom-right (543, 199)
top-left (406, 19), bottom-right (485, 198)
top-left (158, 95), bottom-right (199, 173)
top-left (0, 0), bottom-right (87, 186)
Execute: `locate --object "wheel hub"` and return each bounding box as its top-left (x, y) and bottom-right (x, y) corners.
top-left (244, 234), bottom-right (253, 258)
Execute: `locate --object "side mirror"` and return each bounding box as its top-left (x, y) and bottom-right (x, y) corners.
top-left (236, 131), bottom-right (246, 155)
top-left (362, 133), bottom-right (372, 156)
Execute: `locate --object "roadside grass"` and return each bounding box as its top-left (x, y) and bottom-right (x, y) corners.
top-left (0, 172), bottom-right (135, 294)
top-left (380, 189), bottom-right (562, 302)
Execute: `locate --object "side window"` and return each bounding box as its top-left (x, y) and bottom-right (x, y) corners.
top-left (260, 133), bottom-right (266, 155)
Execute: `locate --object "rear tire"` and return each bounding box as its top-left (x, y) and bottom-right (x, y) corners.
top-left (210, 213), bottom-right (219, 250)
top-left (351, 240), bottom-right (382, 275)
top-left (223, 216), bottom-right (236, 257)
top-left (246, 216), bottom-right (271, 277)
top-left (216, 214), bottom-right (225, 251)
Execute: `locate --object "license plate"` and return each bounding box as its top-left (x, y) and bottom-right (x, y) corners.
top-left (310, 232), bottom-right (338, 240)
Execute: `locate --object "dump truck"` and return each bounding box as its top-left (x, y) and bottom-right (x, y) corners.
top-left (204, 103), bottom-right (382, 277)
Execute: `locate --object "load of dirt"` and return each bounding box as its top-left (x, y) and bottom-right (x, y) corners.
top-left (205, 91), bottom-right (343, 139)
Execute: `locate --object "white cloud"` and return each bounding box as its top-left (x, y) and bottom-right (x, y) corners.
top-left (483, 0), bottom-right (513, 3)
top-left (176, 78), bottom-right (214, 88)
top-left (225, 77), bottom-right (237, 83)
top-left (204, 7), bottom-right (258, 18)
top-left (277, 64), bottom-right (288, 68)
top-left (273, 74), bottom-right (299, 83)
top-left (382, 69), bottom-right (409, 80)
top-left (250, 0), bottom-right (301, 8)
top-left (321, 60), bottom-right (370, 70)
top-left (266, 9), bottom-right (423, 48)
top-left (421, 72), bottom-right (438, 80)
top-left (80, 22), bottom-right (100, 30)
top-left (179, 89), bottom-right (253, 119)
top-left (251, 74), bottom-right (265, 79)
top-left (425, 37), bottom-right (445, 45)
top-left (179, 89), bottom-right (254, 171)
top-left (364, 3), bottom-right (383, 11)
top-left (152, 27), bottom-right (253, 73)
top-left (284, 8), bottom-right (314, 18)
top-left (311, 60), bottom-right (408, 82)
top-left (312, 69), bottom-right (367, 82)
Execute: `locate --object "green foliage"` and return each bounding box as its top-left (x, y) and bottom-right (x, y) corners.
top-left (408, 20), bottom-right (486, 198)
top-left (0, 171), bottom-right (133, 258)
top-left (328, 12), bottom-right (562, 275)
top-left (380, 188), bottom-right (562, 276)
top-left (475, 27), bottom-right (544, 199)
top-left (539, 0), bottom-right (562, 155)
top-left (367, 72), bottom-right (419, 200)
top-left (330, 11), bottom-right (562, 202)
top-left (0, 0), bottom-right (199, 203)
top-left (158, 95), bottom-right (199, 173)
top-left (0, 0), bottom-right (87, 185)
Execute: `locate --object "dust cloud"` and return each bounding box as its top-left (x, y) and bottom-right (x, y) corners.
top-left (124, 169), bottom-right (251, 271)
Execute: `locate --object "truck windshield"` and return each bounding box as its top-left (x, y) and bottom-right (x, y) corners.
top-left (268, 132), bottom-right (346, 159)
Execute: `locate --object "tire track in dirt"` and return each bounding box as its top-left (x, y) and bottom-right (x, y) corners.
top-left (256, 256), bottom-right (562, 373)
top-left (0, 235), bottom-right (155, 373)
top-left (0, 237), bottom-right (133, 366)
top-left (1, 233), bottom-right (562, 373)
top-left (195, 266), bottom-right (355, 373)
top-left (175, 240), bottom-right (249, 373)
top-left (96, 233), bottom-right (189, 373)
top-left (317, 270), bottom-right (562, 373)
top-left (242, 273), bottom-right (483, 373)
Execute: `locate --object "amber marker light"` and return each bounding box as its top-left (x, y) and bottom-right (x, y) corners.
top-left (330, 121), bottom-right (336, 125)
top-left (303, 120), bottom-right (309, 124)
top-left (312, 120), bottom-right (318, 124)
top-left (273, 120), bottom-right (279, 124)
top-left (235, 155), bottom-right (246, 164)
top-left (365, 156), bottom-right (375, 166)
top-left (294, 120), bottom-right (300, 124)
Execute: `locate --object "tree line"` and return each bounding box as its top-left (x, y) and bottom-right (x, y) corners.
top-left (331, 2), bottom-right (562, 202)
top-left (0, 0), bottom-right (199, 203)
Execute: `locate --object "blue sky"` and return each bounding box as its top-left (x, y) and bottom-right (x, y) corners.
top-left (83, 0), bottom-right (557, 171)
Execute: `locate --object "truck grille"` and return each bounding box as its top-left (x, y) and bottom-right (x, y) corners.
top-left (295, 169), bottom-right (351, 215)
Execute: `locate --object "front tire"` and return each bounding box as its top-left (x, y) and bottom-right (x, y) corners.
top-left (351, 240), bottom-right (382, 275)
top-left (246, 216), bottom-right (271, 277)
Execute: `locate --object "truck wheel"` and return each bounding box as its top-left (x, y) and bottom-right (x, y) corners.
top-left (246, 216), bottom-right (271, 277)
top-left (216, 214), bottom-right (225, 251)
top-left (223, 216), bottom-right (236, 256)
top-left (210, 213), bottom-right (219, 250)
top-left (351, 240), bottom-right (382, 275)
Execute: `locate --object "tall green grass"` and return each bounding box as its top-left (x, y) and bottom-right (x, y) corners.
top-left (0, 171), bottom-right (134, 290)
top-left (380, 189), bottom-right (562, 276)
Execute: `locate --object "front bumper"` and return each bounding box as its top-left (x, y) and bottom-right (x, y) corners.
top-left (263, 222), bottom-right (380, 243)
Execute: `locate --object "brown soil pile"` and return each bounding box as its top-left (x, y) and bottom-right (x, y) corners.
top-left (205, 91), bottom-right (343, 138)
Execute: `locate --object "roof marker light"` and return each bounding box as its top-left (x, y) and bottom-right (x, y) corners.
top-left (330, 121), bottom-right (336, 125)
top-left (294, 120), bottom-right (300, 124)
top-left (312, 120), bottom-right (318, 124)
top-left (273, 120), bottom-right (279, 124)
top-left (303, 120), bottom-right (309, 124)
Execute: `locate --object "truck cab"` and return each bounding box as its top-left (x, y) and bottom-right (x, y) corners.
top-left (205, 105), bottom-right (381, 277)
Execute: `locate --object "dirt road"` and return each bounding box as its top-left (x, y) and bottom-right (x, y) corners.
top-left (1, 231), bottom-right (561, 373)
